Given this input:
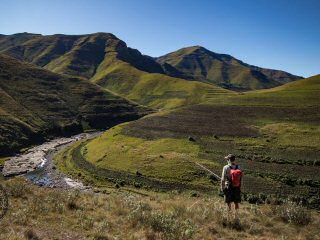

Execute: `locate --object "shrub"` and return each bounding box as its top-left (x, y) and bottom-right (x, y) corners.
top-left (147, 211), bottom-right (195, 239)
top-left (66, 190), bottom-right (80, 210)
top-left (190, 191), bottom-right (200, 197)
top-left (246, 194), bottom-right (260, 204)
top-left (24, 229), bottom-right (40, 240)
top-left (276, 200), bottom-right (311, 225)
top-left (129, 209), bottom-right (196, 239)
top-left (7, 178), bottom-right (31, 198)
top-left (91, 235), bottom-right (109, 240)
top-left (77, 211), bottom-right (95, 230)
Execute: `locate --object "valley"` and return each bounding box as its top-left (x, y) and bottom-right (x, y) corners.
top-left (55, 75), bottom-right (320, 208)
top-left (0, 31), bottom-right (319, 239)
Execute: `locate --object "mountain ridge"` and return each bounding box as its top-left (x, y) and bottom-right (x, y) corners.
top-left (1, 32), bottom-right (234, 109)
top-left (0, 32), bottom-right (303, 91)
top-left (156, 45), bottom-right (303, 90)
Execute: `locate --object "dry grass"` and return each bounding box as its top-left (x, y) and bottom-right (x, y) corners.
top-left (0, 178), bottom-right (319, 240)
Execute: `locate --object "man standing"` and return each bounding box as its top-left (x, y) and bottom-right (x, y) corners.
top-left (221, 154), bottom-right (243, 211)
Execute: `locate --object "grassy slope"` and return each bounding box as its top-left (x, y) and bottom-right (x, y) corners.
top-left (1, 178), bottom-right (319, 239)
top-left (0, 33), bottom-right (237, 109)
top-left (57, 75), bottom-right (320, 206)
top-left (216, 74), bottom-right (320, 107)
top-left (157, 46), bottom-right (302, 90)
top-left (0, 54), bottom-right (147, 155)
top-left (91, 59), bottom-right (232, 109)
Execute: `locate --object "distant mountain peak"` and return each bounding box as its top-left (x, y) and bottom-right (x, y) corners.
top-left (156, 46), bottom-right (302, 90)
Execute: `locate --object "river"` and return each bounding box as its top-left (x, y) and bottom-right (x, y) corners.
top-left (2, 132), bottom-right (102, 189)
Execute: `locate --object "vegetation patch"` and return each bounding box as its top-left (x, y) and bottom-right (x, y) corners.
top-left (1, 178), bottom-right (319, 239)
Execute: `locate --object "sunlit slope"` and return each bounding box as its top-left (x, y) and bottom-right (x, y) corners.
top-left (212, 74), bottom-right (320, 107)
top-left (157, 46), bottom-right (302, 90)
top-left (3, 32), bottom-right (301, 109)
top-left (0, 33), bottom-right (163, 78)
top-left (91, 58), bottom-right (233, 109)
top-left (59, 75), bottom-right (320, 207)
top-left (0, 32), bottom-right (232, 109)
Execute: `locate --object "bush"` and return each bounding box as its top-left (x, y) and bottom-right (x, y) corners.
top-left (276, 200), bottom-right (311, 225)
top-left (147, 211), bottom-right (195, 239)
top-left (7, 178), bottom-right (31, 198)
top-left (245, 194), bottom-right (261, 204)
top-left (190, 191), bottom-right (200, 197)
top-left (66, 190), bottom-right (80, 210)
top-left (129, 208), bottom-right (195, 239)
top-left (24, 229), bottom-right (40, 240)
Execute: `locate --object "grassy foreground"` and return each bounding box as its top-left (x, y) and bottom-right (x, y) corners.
top-left (0, 178), bottom-right (319, 240)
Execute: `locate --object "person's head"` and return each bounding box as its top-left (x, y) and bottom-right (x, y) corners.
top-left (225, 154), bottom-right (235, 164)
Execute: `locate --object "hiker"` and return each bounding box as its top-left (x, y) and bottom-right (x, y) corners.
top-left (220, 154), bottom-right (243, 211)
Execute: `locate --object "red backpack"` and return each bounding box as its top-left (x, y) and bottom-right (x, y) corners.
top-left (229, 165), bottom-right (242, 187)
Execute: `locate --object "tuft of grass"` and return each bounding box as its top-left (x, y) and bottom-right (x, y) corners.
top-left (274, 200), bottom-right (312, 226)
top-left (24, 229), bottom-right (40, 240)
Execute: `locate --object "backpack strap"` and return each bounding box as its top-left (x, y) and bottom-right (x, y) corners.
top-left (227, 166), bottom-right (232, 181)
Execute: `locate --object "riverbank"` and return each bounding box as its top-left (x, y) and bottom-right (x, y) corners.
top-left (2, 132), bottom-right (102, 189)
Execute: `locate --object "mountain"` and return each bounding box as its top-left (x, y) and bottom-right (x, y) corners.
top-left (0, 32), bottom-right (164, 78)
top-left (156, 46), bottom-right (303, 90)
top-left (0, 33), bottom-right (232, 109)
top-left (0, 54), bottom-right (147, 155)
top-left (0, 33), bottom-right (302, 106)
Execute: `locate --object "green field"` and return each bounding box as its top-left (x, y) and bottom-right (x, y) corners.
top-left (56, 75), bottom-right (320, 207)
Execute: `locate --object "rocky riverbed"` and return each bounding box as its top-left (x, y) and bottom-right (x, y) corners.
top-left (2, 132), bottom-right (101, 189)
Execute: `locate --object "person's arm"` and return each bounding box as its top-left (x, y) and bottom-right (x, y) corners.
top-left (240, 165), bottom-right (244, 188)
top-left (220, 166), bottom-right (226, 191)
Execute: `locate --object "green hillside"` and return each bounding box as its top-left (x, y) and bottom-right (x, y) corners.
top-left (91, 58), bottom-right (232, 109)
top-left (57, 75), bottom-right (320, 207)
top-left (0, 33), bottom-right (232, 109)
top-left (0, 33), bottom-right (302, 109)
top-left (217, 74), bottom-right (320, 107)
top-left (0, 54), bottom-right (147, 155)
top-left (157, 46), bottom-right (302, 90)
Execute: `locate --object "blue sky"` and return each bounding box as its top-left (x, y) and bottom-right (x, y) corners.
top-left (0, 0), bottom-right (319, 77)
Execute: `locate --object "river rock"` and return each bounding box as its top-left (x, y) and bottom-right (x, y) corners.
top-left (2, 133), bottom-right (89, 177)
